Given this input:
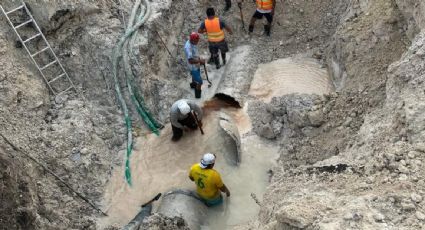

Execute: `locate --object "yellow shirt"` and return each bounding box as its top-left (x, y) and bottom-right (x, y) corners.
top-left (189, 163), bottom-right (224, 199)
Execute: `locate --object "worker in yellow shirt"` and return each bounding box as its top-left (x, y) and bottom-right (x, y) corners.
top-left (189, 153), bottom-right (231, 206)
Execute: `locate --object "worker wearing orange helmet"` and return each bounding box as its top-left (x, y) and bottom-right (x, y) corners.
top-left (184, 32), bottom-right (205, 98)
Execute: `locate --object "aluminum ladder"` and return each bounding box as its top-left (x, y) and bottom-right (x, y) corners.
top-left (0, 3), bottom-right (77, 96)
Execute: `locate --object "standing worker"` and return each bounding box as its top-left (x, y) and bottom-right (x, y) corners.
top-left (198, 7), bottom-right (233, 70)
top-left (170, 99), bottom-right (203, 141)
top-left (248, 0), bottom-right (276, 36)
top-left (189, 153), bottom-right (231, 206)
top-left (184, 32), bottom-right (205, 98)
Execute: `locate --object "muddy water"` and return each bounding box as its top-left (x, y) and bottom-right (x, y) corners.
top-left (98, 105), bottom-right (277, 229)
top-left (99, 56), bottom-right (330, 229)
top-left (202, 134), bottom-right (278, 229)
top-left (249, 57), bottom-right (333, 102)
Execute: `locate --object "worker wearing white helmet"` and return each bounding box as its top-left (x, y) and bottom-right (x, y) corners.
top-left (170, 99), bottom-right (203, 141)
top-left (189, 153), bottom-right (231, 206)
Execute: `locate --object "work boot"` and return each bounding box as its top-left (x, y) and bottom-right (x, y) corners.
top-left (171, 135), bottom-right (181, 142)
top-left (194, 83), bottom-right (202, 98)
top-left (208, 54), bottom-right (214, 64)
top-left (264, 25), bottom-right (271, 36)
top-left (224, 0), bottom-right (231, 11)
top-left (248, 25), bottom-right (254, 33)
top-left (214, 55), bottom-right (221, 69)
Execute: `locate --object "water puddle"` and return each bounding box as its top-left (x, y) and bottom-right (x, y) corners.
top-left (249, 57), bottom-right (333, 102)
top-left (98, 103), bottom-right (277, 229)
top-left (202, 134), bottom-right (278, 229)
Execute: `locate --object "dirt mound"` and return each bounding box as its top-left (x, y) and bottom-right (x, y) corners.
top-left (0, 152), bottom-right (36, 230)
top-left (242, 0), bottom-right (425, 229)
top-left (1, 0), bottom-right (425, 229)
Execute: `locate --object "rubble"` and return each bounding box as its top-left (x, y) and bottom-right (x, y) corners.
top-left (1, 0), bottom-right (425, 229)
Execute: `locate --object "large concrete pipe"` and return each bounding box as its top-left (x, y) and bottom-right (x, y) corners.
top-left (218, 112), bottom-right (241, 165)
top-left (122, 193), bottom-right (162, 230)
top-left (213, 45), bottom-right (255, 106)
top-left (157, 190), bottom-right (208, 230)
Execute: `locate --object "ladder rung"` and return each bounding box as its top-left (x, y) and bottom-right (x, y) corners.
top-left (40, 60), bottom-right (57, 71)
top-left (31, 47), bottom-right (50, 57)
top-left (6, 5), bottom-right (24, 15)
top-left (48, 73), bottom-right (66, 83)
top-left (57, 86), bottom-right (74, 96)
top-left (23, 33), bottom-right (41, 43)
top-left (15, 19), bottom-right (33, 29)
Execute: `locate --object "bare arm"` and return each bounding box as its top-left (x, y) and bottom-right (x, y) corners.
top-left (188, 102), bottom-right (203, 120)
top-left (198, 22), bottom-right (206, 34)
top-left (219, 184), bottom-right (231, 197)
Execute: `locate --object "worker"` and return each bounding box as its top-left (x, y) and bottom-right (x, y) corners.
top-left (170, 99), bottom-right (203, 141)
top-left (189, 153), bottom-right (231, 206)
top-left (184, 32), bottom-right (205, 98)
top-left (248, 0), bottom-right (276, 36)
top-left (198, 7), bottom-right (233, 69)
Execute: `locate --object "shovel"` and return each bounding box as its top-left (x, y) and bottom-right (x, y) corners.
top-left (203, 63), bottom-right (212, 87)
top-left (191, 111), bottom-right (204, 135)
top-left (238, 3), bottom-right (245, 31)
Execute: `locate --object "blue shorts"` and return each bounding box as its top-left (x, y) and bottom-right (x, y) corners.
top-left (202, 194), bottom-right (223, 207)
top-left (190, 69), bottom-right (203, 85)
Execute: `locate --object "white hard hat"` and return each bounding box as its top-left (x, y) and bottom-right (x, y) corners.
top-left (200, 153), bottom-right (216, 169)
top-left (178, 100), bottom-right (191, 115)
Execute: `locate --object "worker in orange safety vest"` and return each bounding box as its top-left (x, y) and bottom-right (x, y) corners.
top-left (247, 0), bottom-right (276, 36)
top-left (198, 7), bottom-right (233, 69)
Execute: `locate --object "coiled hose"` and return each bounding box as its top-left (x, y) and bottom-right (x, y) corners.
top-left (111, 0), bottom-right (161, 186)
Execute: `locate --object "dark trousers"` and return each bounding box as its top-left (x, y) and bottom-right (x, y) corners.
top-left (171, 115), bottom-right (198, 141)
top-left (249, 10), bottom-right (274, 35)
top-left (208, 40), bottom-right (229, 67)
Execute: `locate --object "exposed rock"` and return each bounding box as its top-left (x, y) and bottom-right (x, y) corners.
top-left (411, 193), bottom-right (423, 203)
top-left (308, 109), bottom-right (326, 127)
top-left (415, 211), bottom-right (425, 221)
top-left (276, 206), bottom-right (315, 228)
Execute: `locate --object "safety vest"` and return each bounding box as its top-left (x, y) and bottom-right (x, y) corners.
top-left (256, 0), bottom-right (273, 11)
top-left (205, 17), bottom-right (225, 43)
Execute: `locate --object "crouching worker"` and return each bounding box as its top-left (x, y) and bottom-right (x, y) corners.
top-left (170, 99), bottom-right (203, 141)
top-left (189, 153), bottom-right (231, 207)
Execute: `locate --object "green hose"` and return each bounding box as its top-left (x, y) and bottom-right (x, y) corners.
top-left (112, 0), bottom-right (161, 186)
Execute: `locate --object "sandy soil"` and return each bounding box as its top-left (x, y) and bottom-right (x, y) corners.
top-left (1, 0), bottom-right (425, 229)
